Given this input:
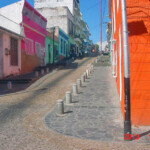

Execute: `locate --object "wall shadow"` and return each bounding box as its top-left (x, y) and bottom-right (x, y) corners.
top-left (128, 20), bottom-right (148, 36)
top-left (0, 58), bottom-right (92, 128)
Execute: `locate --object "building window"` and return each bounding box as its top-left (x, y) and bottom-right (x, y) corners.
top-left (33, 13), bottom-right (40, 25)
top-left (25, 38), bottom-right (34, 55)
top-left (10, 37), bottom-right (18, 66)
top-left (68, 19), bottom-right (74, 36)
top-left (35, 42), bottom-right (42, 58)
top-left (23, 7), bottom-right (33, 20)
top-left (74, 0), bottom-right (78, 9)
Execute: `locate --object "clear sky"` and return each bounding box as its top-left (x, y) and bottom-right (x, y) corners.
top-left (80, 0), bottom-right (110, 44)
top-left (0, 0), bottom-right (110, 44)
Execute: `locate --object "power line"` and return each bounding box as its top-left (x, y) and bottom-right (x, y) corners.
top-left (100, 0), bottom-right (102, 51)
top-left (82, 1), bottom-right (100, 12)
top-left (102, 0), bottom-right (107, 21)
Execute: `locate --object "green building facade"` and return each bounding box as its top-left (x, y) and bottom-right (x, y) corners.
top-left (45, 33), bottom-right (59, 64)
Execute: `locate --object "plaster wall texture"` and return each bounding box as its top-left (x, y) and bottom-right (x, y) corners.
top-left (36, 7), bottom-right (73, 35)
top-left (34, 0), bottom-right (74, 14)
top-left (0, 0), bottom-right (24, 24)
top-left (1, 33), bottom-right (21, 77)
top-left (0, 15), bottom-right (23, 36)
top-left (110, 0), bottom-right (150, 125)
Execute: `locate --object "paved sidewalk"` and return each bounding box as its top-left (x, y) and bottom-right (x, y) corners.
top-left (45, 59), bottom-right (150, 143)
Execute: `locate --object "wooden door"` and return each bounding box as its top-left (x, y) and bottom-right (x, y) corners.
top-left (10, 37), bottom-right (18, 66)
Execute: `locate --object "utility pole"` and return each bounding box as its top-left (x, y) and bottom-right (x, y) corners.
top-left (121, 0), bottom-right (132, 138)
top-left (100, 0), bottom-right (102, 52)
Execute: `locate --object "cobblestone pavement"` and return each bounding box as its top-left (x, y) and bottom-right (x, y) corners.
top-left (0, 57), bottom-right (150, 150)
top-left (45, 66), bottom-right (123, 142)
top-left (45, 62), bottom-right (150, 144)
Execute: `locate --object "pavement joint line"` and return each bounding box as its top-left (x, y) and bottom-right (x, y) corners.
top-left (72, 105), bottom-right (122, 109)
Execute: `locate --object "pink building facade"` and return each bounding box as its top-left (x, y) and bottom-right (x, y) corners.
top-left (0, 30), bottom-right (22, 78)
top-left (21, 1), bottom-right (47, 74)
top-left (0, 0), bottom-right (47, 76)
top-left (0, 14), bottom-right (24, 78)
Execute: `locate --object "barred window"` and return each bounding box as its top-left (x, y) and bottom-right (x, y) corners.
top-left (25, 38), bottom-right (34, 55)
top-left (35, 42), bottom-right (42, 58)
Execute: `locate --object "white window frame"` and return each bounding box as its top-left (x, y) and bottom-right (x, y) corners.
top-left (35, 42), bottom-right (42, 58)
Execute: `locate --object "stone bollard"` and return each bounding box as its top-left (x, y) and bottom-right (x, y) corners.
top-left (92, 65), bottom-right (94, 70)
top-left (46, 68), bottom-right (49, 73)
top-left (90, 66), bottom-right (93, 73)
top-left (88, 68), bottom-right (91, 75)
top-left (35, 71), bottom-right (39, 78)
top-left (84, 72), bottom-right (87, 79)
top-left (66, 91), bottom-right (72, 104)
top-left (77, 79), bottom-right (82, 89)
top-left (41, 69), bottom-right (45, 75)
top-left (72, 84), bottom-right (78, 95)
top-left (86, 69), bottom-right (89, 77)
top-left (81, 74), bottom-right (85, 84)
top-left (95, 59), bottom-right (98, 63)
top-left (56, 99), bottom-right (64, 115)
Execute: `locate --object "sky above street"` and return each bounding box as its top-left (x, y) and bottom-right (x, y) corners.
top-left (0, 0), bottom-right (109, 44)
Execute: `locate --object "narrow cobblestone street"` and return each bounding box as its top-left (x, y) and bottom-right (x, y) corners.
top-left (0, 57), bottom-right (150, 150)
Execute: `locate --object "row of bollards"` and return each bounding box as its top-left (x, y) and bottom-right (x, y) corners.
top-left (35, 67), bottom-right (50, 78)
top-left (7, 67), bottom-right (51, 90)
top-left (56, 62), bottom-right (95, 116)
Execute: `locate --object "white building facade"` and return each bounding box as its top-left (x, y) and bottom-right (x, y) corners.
top-left (34, 0), bottom-right (79, 15)
top-left (36, 6), bottom-right (74, 38)
top-left (34, 0), bottom-right (88, 55)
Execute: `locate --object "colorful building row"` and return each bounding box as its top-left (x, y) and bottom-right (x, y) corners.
top-left (108, 0), bottom-right (150, 125)
top-left (0, 0), bottom-right (75, 78)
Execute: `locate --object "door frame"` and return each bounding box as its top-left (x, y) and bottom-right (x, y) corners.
top-left (48, 44), bottom-right (51, 64)
top-left (0, 33), bottom-right (3, 77)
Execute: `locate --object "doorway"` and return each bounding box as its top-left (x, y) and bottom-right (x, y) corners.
top-left (10, 37), bottom-right (18, 66)
top-left (0, 33), bottom-right (3, 77)
top-left (48, 44), bottom-right (51, 63)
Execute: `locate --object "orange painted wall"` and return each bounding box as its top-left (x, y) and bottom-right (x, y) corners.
top-left (21, 50), bottom-right (41, 74)
top-left (111, 0), bottom-right (150, 125)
